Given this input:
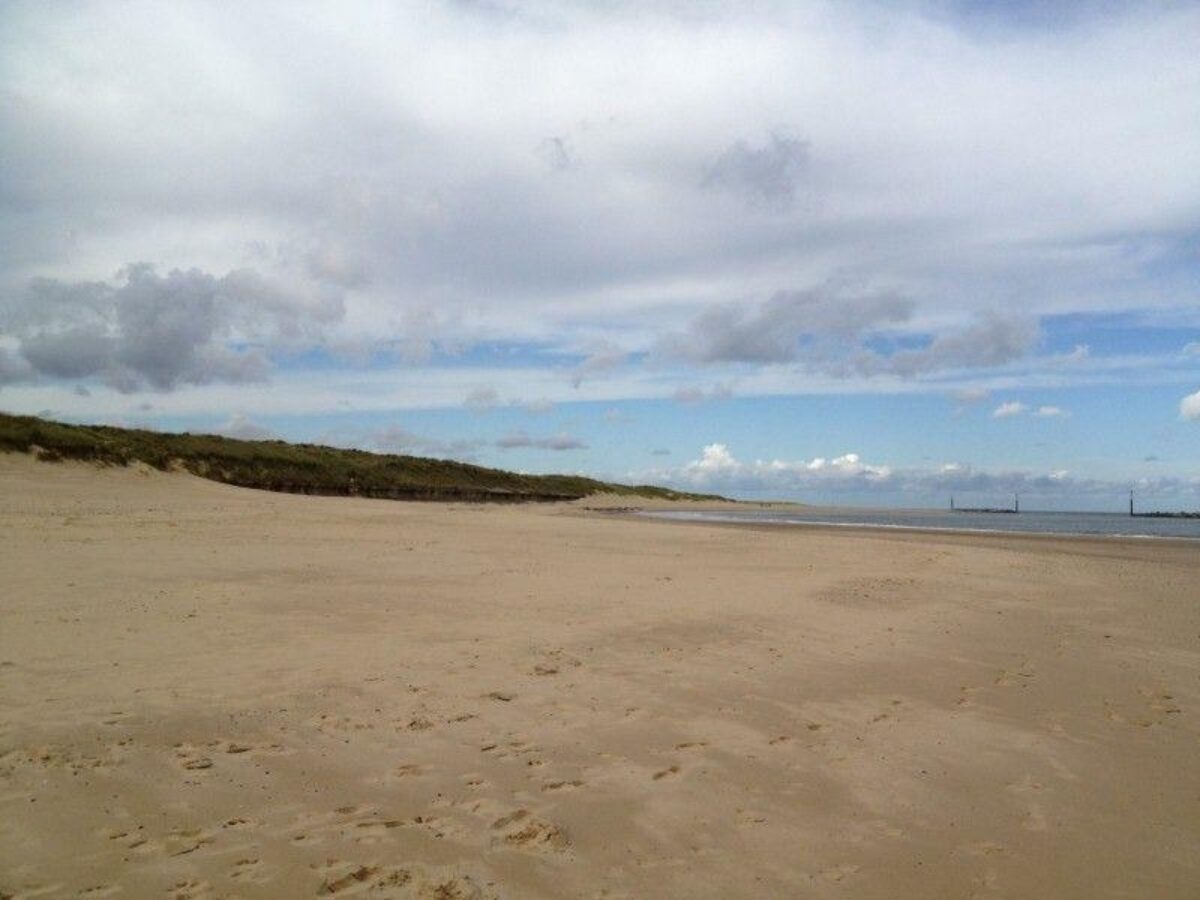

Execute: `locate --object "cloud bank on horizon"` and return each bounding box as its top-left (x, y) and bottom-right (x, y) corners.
top-left (0, 1), bottom-right (1197, 506)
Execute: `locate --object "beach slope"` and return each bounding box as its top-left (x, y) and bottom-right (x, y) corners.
top-left (1, 454), bottom-right (1197, 898)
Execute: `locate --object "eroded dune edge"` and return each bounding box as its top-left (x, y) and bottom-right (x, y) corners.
top-left (2, 454), bottom-right (1197, 899)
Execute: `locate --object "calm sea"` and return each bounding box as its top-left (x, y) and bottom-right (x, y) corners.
top-left (641, 508), bottom-right (1200, 540)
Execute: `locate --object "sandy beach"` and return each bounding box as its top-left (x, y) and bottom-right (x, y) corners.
top-left (1, 453), bottom-right (1198, 899)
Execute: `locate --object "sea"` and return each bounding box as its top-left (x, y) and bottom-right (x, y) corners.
top-left (641, 507), bottom-right (1200, 541)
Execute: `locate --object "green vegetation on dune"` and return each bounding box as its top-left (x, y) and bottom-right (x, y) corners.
top-left (0, 412), bottom-right (722, 503)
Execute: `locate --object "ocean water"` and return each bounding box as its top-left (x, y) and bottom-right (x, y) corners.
top-left (641, 508), bottom-right (1200, 540)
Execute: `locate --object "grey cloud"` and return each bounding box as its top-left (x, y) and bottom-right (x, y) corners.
top-left (702, 133), bottom-right (810, 210)
top-left (366, 425), bottom-right (486, 460)
top-left (571, 341), bottom-right (627, 388)
top-left (313, 424), bottom-right (485, 461)
top-left (496, 430), bottom-right (587, 450)
top-left (884, 314), bottom-right (1039, 377)
top-left (0, 264), bottom-right (343, 392)
top-left (305, 246), bottom-right (370, 289)
top-left (662, 287), bottom-right (1037, 378)
top-left (660, 287), bottom-right (913, 366)
top-left (538, 136), bottom-right (576, 172)
top-left (673, 383), bottom-right (732, 405)
top-left (0, 344), bottom-right (33, 384)
top-left (464, 387), bottom-right (501, 413)
top-left (952, 387), bottom-right (990, 404)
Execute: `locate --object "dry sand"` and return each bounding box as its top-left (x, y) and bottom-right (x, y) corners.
top-left (1, 453), bottom-right (1198, 899)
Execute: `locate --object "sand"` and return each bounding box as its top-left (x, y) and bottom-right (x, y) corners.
top-left (1, 453), bottom-right (1198, 899)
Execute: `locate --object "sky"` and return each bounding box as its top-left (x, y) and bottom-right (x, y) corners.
top-left (1, 0), bottom-right (1198, 510)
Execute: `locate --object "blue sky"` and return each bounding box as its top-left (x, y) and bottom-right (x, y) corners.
top-left (1, 1), bottom-right (1198, 509)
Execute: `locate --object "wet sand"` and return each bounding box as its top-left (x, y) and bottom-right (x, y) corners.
top-left (1, 454), bottom-right (1198, 898)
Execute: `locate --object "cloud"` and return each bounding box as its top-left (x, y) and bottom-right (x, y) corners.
top-left (1181, 390), bottom-right (1200, 422)
top-left (2, 0), bottom-right (1198, 425)
top-left (0, 264), bottom-right (342, 392)
top-left (1033, 405), bottom-right (1067, 417)
top-left (537, 136), bottom-right (576, 172)
top-left (1184, 342), bottom-right (1200, 357)
top-left (678, 443), bottom-right (891, 491)
top-left (463, 387), bottom-right (501, 413)
top-left (993, 401), bottom-right (1026, 418)
top-left (656, 445), bottom-right (1200, 502)
top-left (214, 413), bottom-right (278, 441)
top-left (952, 387), bottom-right (991, 406)
top-left (522, 397), bottom-right (556, 414)
top-left (571, 341), bottom-right (627, 388)
top-left (603, 407), bottom-right (631, 423)
top-left (673, 383), bottom-right (733, 405)
top-left (0, 345), bottom-right (32, 384)
top-left (660, 286), bottom-right (912, 366)
top-left (496, 430), bottom-right (587, 450)
top-left (885, 315), bottom-right (1039, 377)
top-left (660, 286), bottom-right (1036, 378)
top-left (702, 132), bottom-right (810, 210)
top-left (364, 425), bottom-right (486, 460)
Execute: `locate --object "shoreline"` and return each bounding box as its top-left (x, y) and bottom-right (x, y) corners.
top-left (620, 508), bottom-right (1200, 547)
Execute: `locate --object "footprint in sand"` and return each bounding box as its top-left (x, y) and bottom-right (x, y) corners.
top-left (994, 658), bottom-right (1036, 687)
top-left (385, 763), bottom-right (427, 783)
top-left (963, 840), bottom-right (1008, 856)
top-left (78, 886), bottom-right (120, 897)
top-left (541, 778), bottom-right (584, 792)
top-left (230, 857), bottom-right (273, 884)
top-left (489, 809), bottom-right (569, 854)
top-left (312, 861), bottom-right (495, 900)
top-left (284, 805), bottom-right (398, 847)
top-left (652, 764), bottom-right (681, 781)
top-left (817, 864), bottom-right (861, 883)
top-left (168, 880), bottom-right (214, 900)
top-left (164, 827), bottom-right (216, 857)
top-left (311, 861), bottom-right (412, 896)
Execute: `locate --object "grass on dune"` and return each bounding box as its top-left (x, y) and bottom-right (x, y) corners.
top-left (0, 411), bottom-right (722, 503)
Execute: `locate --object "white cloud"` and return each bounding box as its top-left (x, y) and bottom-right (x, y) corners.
top-left (1181, 390), bottom-right (1200, 422)
top-left (992, 401), bottom-right (1026, 418)
top-left (1033, 405), bottom-right (1067, 417)
top-left (655, 445), bottom-right (1200, 502)
top-left (213, 413), bottom-right (278, 441)
top-left (1183, 342), bottom-right (1200, 357)
top-left (679, 443), bottom-right (891, 490)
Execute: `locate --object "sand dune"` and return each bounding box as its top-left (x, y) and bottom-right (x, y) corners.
top-left (1, 454), bottom-right (1197, 898)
